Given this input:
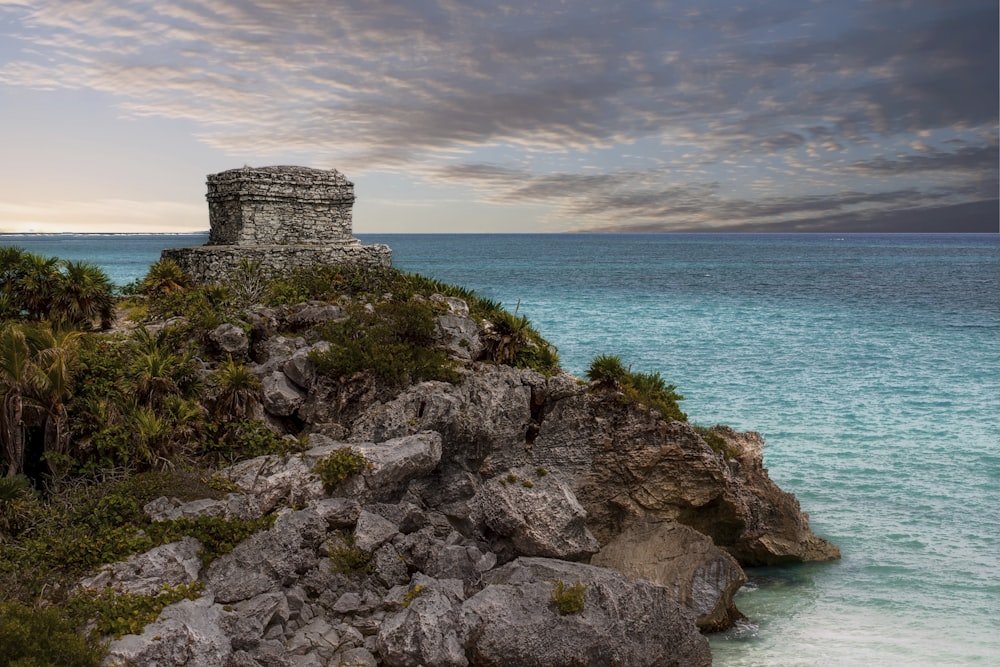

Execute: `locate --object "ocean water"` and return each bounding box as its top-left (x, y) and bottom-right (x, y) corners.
top-left (3, 232), bottom-right (999, 666)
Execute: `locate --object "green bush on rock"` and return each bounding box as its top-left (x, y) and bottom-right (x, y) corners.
top-left (550, 580), bottom-right (588, 615)
top-left (313, 447), bottom-right (371, 494)
top-left (586, 354), bottom-right (687, 422)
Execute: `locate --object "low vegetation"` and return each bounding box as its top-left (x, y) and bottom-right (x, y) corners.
top-left (550, 579), bottom-right (588, 615)
top-left (0, 249), bottom-right (693, 659)
top-left (313, 447), bottom-right (371, 494)
top-left (586, 354), bottom-right (687, 422)
top-left (328, 530), bottom-right (374, 575)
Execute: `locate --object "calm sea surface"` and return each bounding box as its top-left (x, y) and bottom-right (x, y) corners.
top-left (3, 232), bottom-right (999, 666)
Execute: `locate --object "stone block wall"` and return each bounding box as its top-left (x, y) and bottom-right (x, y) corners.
top-left (206, 166), bottom-right (355, 245)
top-left (161, 242), bottom-right (392, 283)
top-left (162, 165), bottom-right (392, 284)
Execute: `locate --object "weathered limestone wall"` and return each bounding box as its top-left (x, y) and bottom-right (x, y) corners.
top-left (206, 166), bottom-right (355, 246)
top-left (162, 242), bottom-right (391, 282)
top-left (163, 165), bottom-right (391, 284)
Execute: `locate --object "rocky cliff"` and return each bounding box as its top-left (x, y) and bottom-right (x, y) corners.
top-left (90, 290), bottom-right (838, 667)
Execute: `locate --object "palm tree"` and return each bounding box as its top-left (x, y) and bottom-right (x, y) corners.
top-left (140, 259), bottom-right (191, 297)
top-left (132, 349), bottom-right (182, 408)
top-left (53, 261), bottom-right (115, 330)
top-left (15, 252), bottom-right (61, 321)
top-left (209, 356), bottom-right (261, 422)
top-left (32, 328), bottom-right (85, 477)
top-left (0, 324), bottom-right (47, 476)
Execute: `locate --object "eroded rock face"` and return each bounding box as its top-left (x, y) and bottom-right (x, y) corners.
top-left (469, 466), bottom-right (599, 561)
top-left (94, 290), bottom-right (839, 665)
top-left (80, 537), bottom-right (202, 596)
top-left (104, 596), bottom-right (232, 667)
top-left (461, 557), bottom-right (712, 667)
top-left (590, 518), bottom-right (745, 630)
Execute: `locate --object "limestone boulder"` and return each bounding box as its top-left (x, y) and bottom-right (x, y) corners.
top-left (590, 518), bottom-right (746, 630)
top-left (220, 452), bottom-right (326, 517)
top-left (103, 596), bottom-right (232, 667)
top-left (308, 432), bottom-right (443, 502)
top-left (143, 494), bottom-right (258, 522)
top-left (376, 574), bottom-right (469, 667)
top-left (434, 312), bottom-right (483, 362)
top-left (283, 342), bottom-right (328, 390)
top-left (79, 537), bottom-right (202, 596)
top-left (208, 323), bottom-right (249, 357)
top-left (287, 302), bottom-right (348, 329)
top-left (460, 557), bottom-right (711, 667)
top-left (469, 466), bottom-right (599, 561)
top-left (349, 365), bottom-right (545, 470)
top-left (262, 370), bottom-right (307, 417)
top-left (204, 508), bottom-right (328, 604)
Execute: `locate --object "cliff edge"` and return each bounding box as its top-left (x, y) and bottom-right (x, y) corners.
top-left (90, 280), bottom-right (837, 667)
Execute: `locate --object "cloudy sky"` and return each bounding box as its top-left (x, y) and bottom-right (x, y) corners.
top-left (0, 0), bottom-right (996, 234)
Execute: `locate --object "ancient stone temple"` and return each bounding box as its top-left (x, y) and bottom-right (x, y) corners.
top-left (162, 166), bottom-right (391, 283)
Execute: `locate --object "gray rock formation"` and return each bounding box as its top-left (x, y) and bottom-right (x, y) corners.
top-left (460, 557), bottom-right (712, 667)
top-left (89, 285), bottom-right (838, 666)
top-left (590, 518), bottom-right (745, 630)
top-left (469, 466), bottom-right (599, 561)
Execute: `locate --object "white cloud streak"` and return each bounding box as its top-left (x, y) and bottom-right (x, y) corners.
top-left (0, 0), bottom-right (996, 231)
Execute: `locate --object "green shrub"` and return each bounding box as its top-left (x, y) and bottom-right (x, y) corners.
top-left (550, 580), bottom-right (588, 615)
top-left (313, 448), bottom-right (370, 494)
top-left (401, 584), bottom-right (425, 608)
top-left (586, 354), bottom-right (687, 422)
top-left (586, 354), bottom-right (629, 390)
top-left (311, 301), bottom-right (460, 386)
top-left (329, 531), bottom-right (373, 575)
top-left (694, 425), bottom-right (740, 459)
top-left (0, 599), bottom-right (105, 667)
top-left (68, 582), bottom-right (204, 639)
top-left (146, 514), bottom-right (277, 565)
top-left (202, 419), bottom-right (288, 463)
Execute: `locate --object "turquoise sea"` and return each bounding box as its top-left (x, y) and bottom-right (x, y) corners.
top-left (3, 232), bottom-right (999, 666)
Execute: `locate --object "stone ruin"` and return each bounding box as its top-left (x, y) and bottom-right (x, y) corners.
top-left (162, 166), bottom-right (391, 283)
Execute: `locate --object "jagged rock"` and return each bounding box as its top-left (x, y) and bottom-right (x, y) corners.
top-left (532, 392), bottom-right (839, 565)
top-left (460, 557), bottom-right (711, 667)
top-left (144, 494), bottom-right (258, 522)
top-left (700, 426), bottom-right (841, 565)
top-left (309, 432), bottom-right (443, 502)
top-left (205, 508), bottom-right (328, 604)
top-left (376, 575), bottom-right (469, 667)
top-left (283, 343), bottom-right (328, 390)
top-left (469, 466), bottom-right (599, 561)
top-left (372, 543), bottom-right (410, 588)
top-left (220, 454), bottom-right (326, 517)
top-left (590, 518), bottom-right (746, 630)
top-left (288, 302), bottom-right (348, 328)
top-left (354, 510), bottom-right (399, 553)
top-left (80, 537), bottom-right (202, 596)
top-left (262, 370), bottom-right (307, 416)
top-left (334, 647), bottom-right (379, 667)
top-left (209, 323), bottom-right (249, 357)
top-left (254, 334), bottom-right (307, 372)
top-left (224, 591), bottom-right (290, 651)
top-left (313, 497), bottom-right (362, 529)
top-left (434, 312), bottom-right (484, 362)
top-left (286, 617), bottom-right (340, 659)
top-left (104, 596), bottom-right (232, 667)
top-left (348, 365), bottom-right (541, 467)
top-left (429, 294), bottom-right (470, 317)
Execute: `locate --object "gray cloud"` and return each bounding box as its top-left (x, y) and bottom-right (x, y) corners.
top-left (0, 0), bottom-right (996, 231)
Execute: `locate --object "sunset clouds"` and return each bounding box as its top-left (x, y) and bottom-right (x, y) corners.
top-left (1, 0), bottom-right (996, 232)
